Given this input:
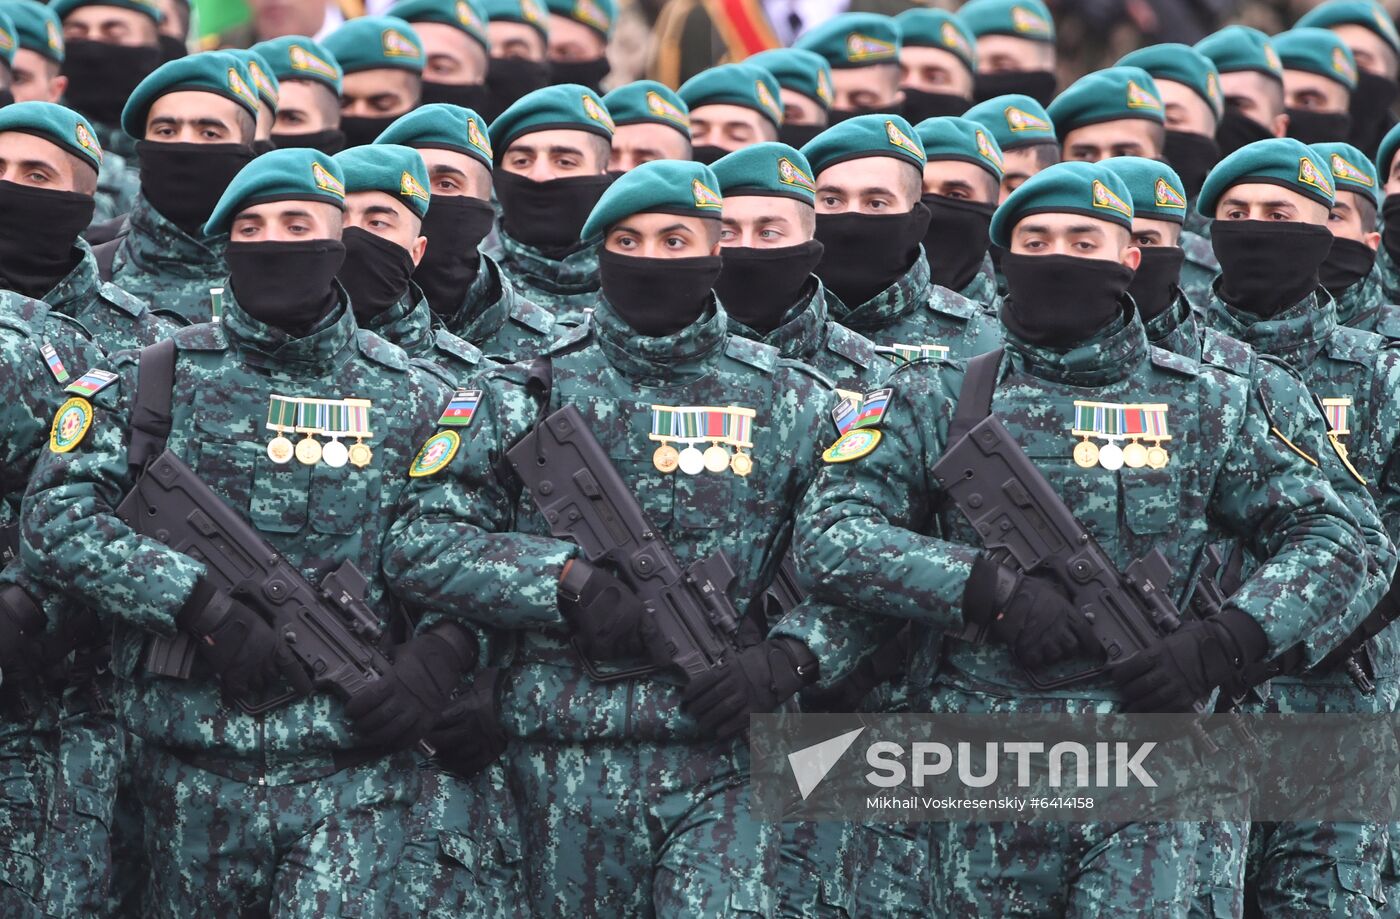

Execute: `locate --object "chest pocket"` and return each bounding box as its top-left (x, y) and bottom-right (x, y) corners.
top-left (309, 461), bottom-right (382, 535)
top-left (1120, 465), bottom-right (1180, 537)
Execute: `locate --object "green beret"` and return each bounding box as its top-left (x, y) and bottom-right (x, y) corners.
top-left (481, 0), bottom-right (549, 39)
top-left (1297, 0), bottom-right (1400, 56)
top-left (227, 49), bottom-right (279, 111)
top-left (488, 83), bottom-right (613, 157)
top-left (793, 12), bottom-right (901, 69)
top-left (1197, 137), bottom-right (1335, 217)
top-left (0, 1), bottom-right (63, 64)
top-left (1195, 25), bottom-right (1283, 81)
top-left (1273, 27), bottom-right (1358, 91)
top-left (1047, 66), bottom-right (1164, 139)
top-left (963, 93), bottom-right (1057, 150)
top-left (748, 48), bottom-right (833, 111)
top-left (0, 10), bottom-right (15, 68)
top-left (580, 159), bottom-right (722, 239)
top-left (914, 115), bottom-right (1003, 181)
top-left (1312, 140), bottom-right (1380, 206)
top-left (543, 0), bottom-right (614, 38)
top-left (802, 112), bottom-right (925, 176)
top-left (711, 142), bottom-right (815, 204)
top-left (957, 0), bottom-right (1054, 42)
top-left (52, 0), bottom-right (162, 25)
top-left (989, 161), bottom-right (1134, 246)
top-left (121, 52), bottom-right (261, 140)
top-left (678, 63), bottom-right (783, 129)
top-left (1117, 43), bottom-right (1222, 118)
top-left (251, 36), bottom-right (343, 94)
top-left (1376, 120), bottom-right (1400, 178)
top-left (602, 81), bottom-right (690, 136)
top-left (895, 9), bottom-right (976, 72)
top-left (375, 103), bottom-right (493, 168)
top-left (323, 16), bottom-right (424, 75)
top-left (1100, 156), bottom-right (1188, 223)
top-left (0, 101), bottom-right (103, 172)
top-left (335, 143), bottom-right (431, 219)
top-left (204, 148), bottom-right (347, 236)
top-left (387, 0), bottom-right (490, 53)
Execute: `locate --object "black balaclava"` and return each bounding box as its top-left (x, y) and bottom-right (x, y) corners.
top-left (714, 240), bottom-right (824, 334)
top-left (814, 203), bottom-right (931, 307)
top-left (1211, 219), bottom-right (1334, 317)
top-left (973, 70), bottom-right (1056, 107)
top-left (1000, 252), bottom-right (1133, 347)
top-left (495, 170), bottom-right (613, 250)
top-left (415, 196), bottom-right (497, 315)
top-left (920, 194), bottom-right (996, 292)
top-left (62, 40), bottom-right (161, 125)
top-left (226, 239), bottom-right (347, 334)
top-left (339, 227), bottom-right (417, 322)
top-left (598, 249), bottom-right (722, 336)
top-left (137, 141), bottom-right (255, 235)
top-left (269, 128), bottom-right (346, 154)
top-left (0, 182), bottom-right (93, 297)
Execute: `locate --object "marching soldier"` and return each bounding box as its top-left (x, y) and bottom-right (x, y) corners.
top-left (794, 14), bottom-right (904, 124)
top-left (1195, 26), bottom-right (1289, 156)
top-left (480, 0), bottom-right (551, 120)
top-left (387, 0), bottom-right (492, 111)
top-left (542, 0), bottom-right (613, 92)
top-left (676, 62), bottom-right (781, 164)
top-left (1049, 65), bottom-right (1167, 164)
top-left (251, 35), bottom-right (347, 155)
top-left (603, 79), bottom-right (692, 171)
top-left (1273, 28), bottom-right (1358, 147)
top-left (50, 0), bottom-right (161, 160)
top-left (894, 8), bottom-right (978, 123)
top-left (227, 49), bottom-right (280, 156)
top-left (746, 48), bottom-right (833, 150)
top-left (912, 115), bottom-right (1004, 311)
top-left (1296, 0), bottom-right (1400, 154)
top-left (959, 0), bottom-right (1058, 106)
top-left (1310, 141), bottom-right (1400, 340)
top-left (963, 92), bottom-right (1060, 202)
top-left (322, 16), bottom-right (425, 148)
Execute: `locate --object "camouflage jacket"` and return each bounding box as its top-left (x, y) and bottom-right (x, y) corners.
top-left (42, 242), bottom-right (176, 354)
top-left (109, 196), bottom-right (228, 326)
top-left (440, 254), bottom-right (560, 363)
top-left (93, 151), bottom-right (139, 227)
top-left (19, 293), bottom-right (474, 782)
top-left (1333, 265), bottom-right (1400, 341)
top-left (492, 227), bottom-right (600, 327)
top-left (726, 280), bottom-right (886, 396)
top-left (781, 309), bottom-right (1367, 708)
top-left (365, 287), bottom-right (496, 383)
top-left (1178, 227), bottom-right (1220, 309)
top-left (824, 250), bottom-right (1003, 361)
top-left (1378, 244), bottom-right (1400, 304)
top-left (957, 263), bottom-right (1000, 317)
top-left (382, 298), bottom-right (835, 741)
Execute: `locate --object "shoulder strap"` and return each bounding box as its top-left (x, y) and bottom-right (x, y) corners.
top-left (127, 338), bottom-right (177, 473)
top-left (947, 347), bottom-right (1003, 446)
top-left (93, 238), bottom-right (120, 283)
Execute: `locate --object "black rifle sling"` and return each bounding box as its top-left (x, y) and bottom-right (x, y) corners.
top-left (947, 348), bottom-right (1004, 447)
top-left (127, 338), bottom-right (176, 475)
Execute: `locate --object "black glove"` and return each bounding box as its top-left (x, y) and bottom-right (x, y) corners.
top-left (963, 554), bottom-right (1095, 669)
top-left (177, 581), bottom-right (312, 700)
top-left (558, 559), bottom-right (646, 661)
top-left (346, 623), bottom-right (478, 751)
top-left (428, 668), bottom-right (509, 779)
top-left (0, 584), bottom-right (45, 676)
top-left (681, 639), bottom-right (817, 740)
top-left (1109, 609), bottom-right (1269, 713)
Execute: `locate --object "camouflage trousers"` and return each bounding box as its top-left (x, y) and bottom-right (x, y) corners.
top-left (388, 760), bottom-right (525, 918)
top-left (1189, 820), bottom-right (1248, 919)
top-left (507, 735), bottom-right (776, 917)
top-left (772, 821), bottom-right (861, 917)
top-left (0, 687), bottom-right (58, 919)
top-left (130, 744), bottom-right (417, 918)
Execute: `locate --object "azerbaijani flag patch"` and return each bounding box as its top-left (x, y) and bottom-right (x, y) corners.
top-left (438, 389), bottom-right (481, 427)
top-left (852, 388), bottom-right (892, 429)
top-left (65, 368), bottom-right (117, 398)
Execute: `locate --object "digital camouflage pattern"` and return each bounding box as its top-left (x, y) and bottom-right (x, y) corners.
top-left (957, 263), bottom-right (1000, 317)
top-left (1333, 265), bottom-right (1400, 342)
top-left (107, 196), bottom-right (228, 326)
top-left (363, 288), bottom-right (496, 381)
top-left (490, 226), bottom-right (601, 328)
top-left (42, 241), bottom-right (177, 354)
top-left (1178, 228), bottom-right (1221, 310)
top-left (438, 255), bottom-right (561, 364)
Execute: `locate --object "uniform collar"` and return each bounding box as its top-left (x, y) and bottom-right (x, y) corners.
top-left (1331, 266), bottom-right (1383, 328)
top-left (1207, 285), bottom-right (1336, 366)
top-left (1142, 289), bottom-right (1200, 351)
top-left (221, 282), bottom-right (359, 373)
top-left (40, 242), bottom-right (101, 317)
top-left (726, 279), bottom-right (826, 363)
top-left (447, 255), bottom-right (512, 343)
top-left (496, 226), bottom-right (600, 295)
top-left (366, 285), bottom-right (433, 357)
top-left (958, 267), bottom-right (997, 307)
top-left (125, 194), bottom-right (227, 276)
top-left (591, 296), bottom-right (727, 385)
top-left (1003, 302), bottom-right (1148, 387)
top-left (826, 249), bottom-right (931, 334)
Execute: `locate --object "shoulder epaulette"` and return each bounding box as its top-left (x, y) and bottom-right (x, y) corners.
top-left (409, 355), bottom-right (458, 390)
top-left (925, 288), bottom-right (978, 320)
top-left (775, 356), bottom-right (835, 391)
top-left (1326, 324), bottom-right (1384, 366)
top-left (723, 334), bottom-right (779, 373)
top-left (433, 328), bottom-right (487, 368)
top-left (96, 282), bottom-right (148, 318)
top-left (824, 323), bottom-right (880, 368)
top-left (47, 310), bottom-right (93, 343)
top-left (545, 317), bottom-right (593, 356)
top-left (356, 329), bottom-right (410, 371)
top-left (507, 295), bottom-right (557, 336)
top-left (1198, 327), bottom-right (1253, 376)
top-left (171, 322), bottom-right (226, 351)
top-left (1148, 345), bottom-right (1200, 378)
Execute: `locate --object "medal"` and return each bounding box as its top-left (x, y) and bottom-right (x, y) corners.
top-left (345, 398), bottom-right (373, 469)
top-left (1073, 440), bottom-right (1099, 468)
top-left (730, 451), bottom-right (752, 476)
top-left (267, 436), bottom-right (293, 464)
top-left (1123, 441), bottom-right (1148, 468)
top-left (678, 445), bottom-right (705, 475)
top-left (703, 443), bottom-right (730, 473)
top-left (349, 442), bottom-right (373, 468)
top-left (320, 401), bottom-right (349, 468)
top-left (1146, 445), bottom-right (1169, 469)
top-left (653, 443), bottom-right (679, 473)
top-left (266, 394), bottom-right (298, 465)
top-left (322, 439), bottom-right (349, 468)
top-left (295, 436), bottom-right (322, 465)
top-left (1098, 442), bottom-right (1124, 471)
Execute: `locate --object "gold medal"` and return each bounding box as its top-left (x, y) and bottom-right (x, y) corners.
top-left (1073, 440), bottom-right (1099, 468)
top-left (295, 436), bottom-right (322, 465)
top-left (348, 441), bottom-right (373, 468)
top-left (653, 443), bottom-right (679, 473)
top-left (1098, 442), bottom-right (1124, 471)
top-left (703, 443), bottom-right (730, 473)
top-left (322, 439), bottom-right (349, 468)
top-left (267, 436), bottom-right (294, 464)
top-left (1146, 445), bottom-right (1169, 469)
top-left (730, 451), bottom-right (752, 477)
top-left (1123, 441), bottom-right (1148, 469)
top-left (678, 445), bottom-right (705, 475)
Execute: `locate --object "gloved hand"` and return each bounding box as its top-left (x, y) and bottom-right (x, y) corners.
top-left (800, 627), bottom-right (909, 713)
top-left (963, 554), bottom-right (1094, 669)
top-left (428, 668), bottom-right (509, 779)
top-left (346, 623), bottom-right (478, 751)
top-left (558, 559), bottom-right (646, 661)
top-left (681, 638), bottom-right (817, 740)
top-left (177, 581), bottom-right (312, 699)
top-left (1110, 609), bottom-right (1269, 713)
top-left (0, 583), bottom-right (45, 676)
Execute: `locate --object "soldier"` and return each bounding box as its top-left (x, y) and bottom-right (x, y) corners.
top-left (677, 63), bottom-right (782, 164)
top-left (376, 104), bottom-right (561, 362)
top-left (1310, 141), bottom-right (1400, 339)
top-left (227, 49), bottom-right (279, 156)
top-left (963, 92), bottom-right (1058, 206)
top-left (479, 0), bottom-right (550, 120)
top-left (602, 80), bottom-right (692, 171)
top-left (912, 115), bottom-right (1003, 310)
top-left (542, 0), bottom-right (613, 92)
top-left (251, 35), bottom-right (345, 155)
top-left (1, 1), bottom-right (61, 106)
top-left (1296, 0), bottom-right (1400, 154)
top-left (381, 158), bottom-right (835, 916)
top-left (1274, 28), bottom-right (1359, 146)
top-left (323, 16), bottom-right (424, 149)
top-left (803, 114), bottom-right (1002, 359)
top-left (786, 159), bottom-right (1369, 917)
top-left (485, 85), bottom-right (613, 326)
top-left (20, 147), bottom-right (482, 915)
top-left (388, 0), bottom-right (491, 112)
top-left (893, 8), bottom-right (977, 123)
top-left (1050, 66), bottom-right (1166, 163)
top-left (1372, 123), bottom-right (1400, 301)
top-left (794, 13), bottom-right (903, 124)
top-left (957, 0), bottom-right (1057, 106)
top-left (1196, 26), bottom-right (1288, 156)
top-left (93, 53), bottom-right (259, 324)
top-left (51, 0), bottom-right (160, 159)
top-left (747, 48), bottom-right (833, 149)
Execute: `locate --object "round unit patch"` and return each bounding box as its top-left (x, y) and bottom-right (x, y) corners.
top-left (821, 428), bottom-right (882, 463)
top-left (50, 397), bottom-right (93, 453)
top-left (409, 430), bottom-right (461, 478)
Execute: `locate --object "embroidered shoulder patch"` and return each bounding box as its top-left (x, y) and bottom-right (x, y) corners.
top-left (65, 368), bottom-right (117, 398)
top-left (438, 389), bottom-right (481, 427)
top-left (50, 397), bottom-right (93, 453)
top-left (822, 428), bottom-right (882, 463)
top-left (852, 387), bottom-right (892, 429)
top-left (41, 343), bottom-right (69, 384)
top-left (409, 430), bottom-right (461, 477)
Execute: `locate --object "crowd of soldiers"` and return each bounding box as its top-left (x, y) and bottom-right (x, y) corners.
top-left (0, 0), bottom-right (1397, 914)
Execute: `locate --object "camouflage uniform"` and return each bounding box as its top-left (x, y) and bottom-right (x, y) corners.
top-left (43, 241), bottom-right (177, 354)
top-left (107, 196), bottom-right (228, 325)
top-left (439, 254), bottom-right (562, 363)
top-left (782, 309), bottom-right (1369, 917)
top-left (1377, 245), bottom-right (1400, 305)
top-left (824, 250), bottom-right (1003, 360)
top-left (957, 264), bottom-right (1000, 317)
top-left (380, 299), bottom-right (834, 917)
top-left (489, 226), bottom-right (601, 328)
top-left (1178, 228), bottom-right (1220, 310)
top-left (19, 292), bottom-right (475, 916)
top-left (93, 152), bottom-right (139, 227)
top-left (1333, 266), bottom-right (1400, 341)
top-left (364, 288), bottom-right (495, 381)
